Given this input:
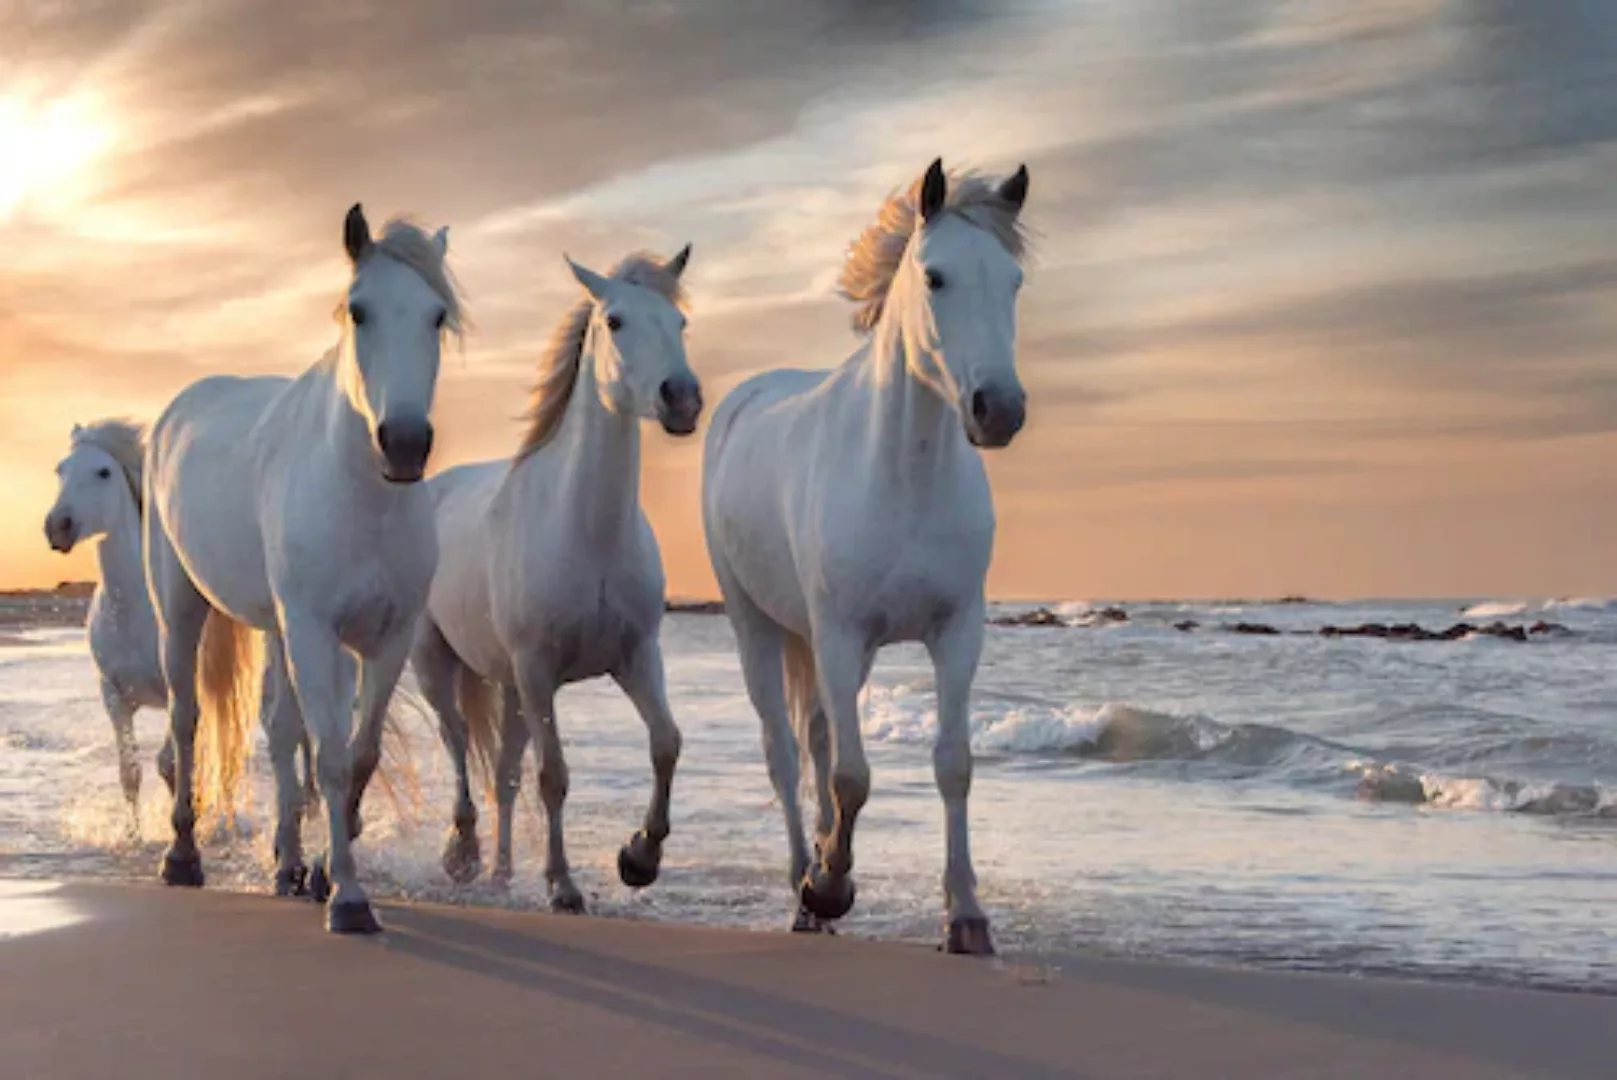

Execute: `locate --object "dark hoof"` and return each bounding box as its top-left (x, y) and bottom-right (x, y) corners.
top-left (326, 900), bottom-right (382, 935)
top-left (946, 916), bottom-right (996, 956)
top-left (160, 850), bottom-right (205, 888)
top-left (274, 865), bottom-right (309, 898)
top-left (442, 846), bottom-right (482, 886)
top-left (799, 873), bottom-right (856, 921)
top-left (307, 859), bottom-right (331, 904)
top-left (549, 888), bottom-right (586, 915)
top-left (791, 906), bottom-right (836, 934)
top-left (617, 835), bottom-right (662, 889)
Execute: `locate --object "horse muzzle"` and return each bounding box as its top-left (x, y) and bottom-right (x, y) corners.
top-left (376, 417), bottom-right (434, 484)
top-left (44, 512), bottom-right (79, 553)
top-left (964, 384), bottom-right (1027, 449)
top-left (656, 377), bottom-right (703, 437)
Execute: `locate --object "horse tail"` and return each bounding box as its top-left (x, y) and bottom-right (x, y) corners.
top-left (194, 608), bottom-right (261, 832)
top-left (457, 667), bottom-right (502, 803)
top-left (782, 633), bottom-right (820, 790)
top-left (365, 695), bottom-right (424, 827)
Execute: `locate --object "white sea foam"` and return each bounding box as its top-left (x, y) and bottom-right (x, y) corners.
top-left (1460, 600), bottom-right (1530, 619)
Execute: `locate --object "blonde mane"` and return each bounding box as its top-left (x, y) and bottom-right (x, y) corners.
top-left (838, 168), bottom-right (1029, 334)
top-left (336, 217), bottom-right (468, 335)
top-left (72, 418), bottom-right (146, 513)
top-left (515, 253), bottom-right (689, 460)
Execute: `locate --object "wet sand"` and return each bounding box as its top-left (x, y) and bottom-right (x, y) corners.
top-left (0, 881), bottom-right (1612, 1078)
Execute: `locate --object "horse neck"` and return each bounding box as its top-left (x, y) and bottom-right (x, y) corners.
top-left (514, 350), bottom-right (641, 543)
top-left (859, 306), bottom-right (964, 488)
top-left (94, 484), bottom-right (148, 614)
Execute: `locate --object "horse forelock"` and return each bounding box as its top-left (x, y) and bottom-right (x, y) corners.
top-left (838, 169), bottom-right (1028, 334)
top-left (335, 217), bottom-right (467, 335)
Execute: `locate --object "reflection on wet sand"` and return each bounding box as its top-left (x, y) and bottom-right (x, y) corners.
top-left (0, 880), bottom-right (87, 940)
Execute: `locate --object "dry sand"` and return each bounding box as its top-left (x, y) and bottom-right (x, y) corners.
top-left (0, 881), bottom-right (1611, 1078)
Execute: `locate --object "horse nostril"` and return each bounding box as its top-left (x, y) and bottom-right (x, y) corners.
top-left (659, 380), bottom-right (678, 406)
top-left (376, 422), bottom-right (394, 455)
top-left (60, 515), bottom-right (74, 535)
top-left (971, 390), bottom-right (990, 422)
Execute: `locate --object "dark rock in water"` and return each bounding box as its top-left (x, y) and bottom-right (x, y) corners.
top-left (1173, 620), bottom-right (1200, 633)
top-left (1356, 768), bottom-right (1426, 805)
top-left (1475, 621), bottom-right (1528, 643)
top-left (1528, 620), bottom-right (1571, 637)
top-left (990, 607), bottom-right (1066, 628)
top-left (1095, 606), bottom-right (1129, 624)
top-left (1516, 784), bottom-right (1600, 816)
top-left (665, 600), bottom-right (725, 615)
top-left (1275, 595), bottom-right (1310, 605)
top-left (1318, 620), bottom-right (1547, 644)
top-left (1225, 622), bottom-right (1281, 636)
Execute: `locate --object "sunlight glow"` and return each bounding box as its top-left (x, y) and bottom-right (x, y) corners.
top-left (0, 94), bottom-right (114, 221)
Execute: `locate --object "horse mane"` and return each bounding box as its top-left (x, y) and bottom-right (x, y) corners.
top-left (72, 418), bottom-right (146, 513)
top-left (337, 217), bottom-right (467, 335)
top-left (514, 252), bottom-right (689, 461)
top-left (838, 168), bottom-right (1029, 334)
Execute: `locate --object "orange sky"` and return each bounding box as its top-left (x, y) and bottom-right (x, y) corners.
top-left (5, 0), bottom-right (1615, 600)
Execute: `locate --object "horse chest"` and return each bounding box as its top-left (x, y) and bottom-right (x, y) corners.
top-left (524, 578), bottom-right (647, 683)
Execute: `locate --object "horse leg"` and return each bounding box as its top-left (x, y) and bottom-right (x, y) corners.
top-left (515, 663), bottom-right (581, 912)
top-left (300, 729), bottom-right (319, 821)
top-left (926, 609), bottom-right (993, 956)
top-left (100, 678), bottom-right (141, 831)
top-left (722, 589), bottom-right (815, 929)
top-left (155, 735), bottom-right (176, 798)
top-left (412, 619), bottom-right (481, 884)
top-left (148, 519), bottom-right (209, 888)
top-left (257, 632), bottom-right (308, 898)
top-left (491, 691), bottom-right (528, 886)
top-left (281, 613), bottom-right (376, 934)
top-left (801, 623), bottom-right (870, 923)
top-left (610, 637), bottom-right (682, 889)
top-left (345, 631), bottom-right (412, 845)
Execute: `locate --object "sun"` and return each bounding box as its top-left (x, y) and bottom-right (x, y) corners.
top-left (0, 94), bottom-right (114, 221)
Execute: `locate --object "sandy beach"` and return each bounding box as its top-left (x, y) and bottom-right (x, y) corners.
top-left (1, 881), bottom-right (1611, 1079)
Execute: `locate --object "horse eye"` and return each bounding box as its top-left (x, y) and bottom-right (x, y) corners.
top-left (925, 269), bottom-right (945, 292)
top-left (606, 314), bottom-right (623, 333)
top-left (96, 467), bottom-right (111, 480)
top-left (350, 303), bottom-right (368, 326)
top-left (434, 310), bottom-right (446, 330)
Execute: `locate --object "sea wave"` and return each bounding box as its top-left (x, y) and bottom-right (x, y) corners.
top-left (1460, 600), bottom-right (1531, 619)
top-left (1355, 763), bottom-right (1616, 817)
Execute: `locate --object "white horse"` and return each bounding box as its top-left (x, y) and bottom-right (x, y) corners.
top-left (144, 205), bottom-right (460, 933)
top-left (408, 247), bottom-right (699, 910)
top-left (702, 159), bottom-right (1030, 954)
top-left (42, 419), bottom-right (316, 828)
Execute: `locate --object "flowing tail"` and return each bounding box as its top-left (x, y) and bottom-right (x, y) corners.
top-left (782, 633), bottom-right (821, 800)
top-left (194, 609), bottom-right (261, 834)
top-left (457, 667), bottom-right (502, 803)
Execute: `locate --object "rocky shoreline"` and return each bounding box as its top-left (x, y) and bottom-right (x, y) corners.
top-left (990, 605), bottom-right (1572, 643)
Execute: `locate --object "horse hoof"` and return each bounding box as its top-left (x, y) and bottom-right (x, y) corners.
top-left (946, 916), bottom-right (996, 957)
top-left (549, 888), bottom-right (586, 915)
top-left (617, 836), bottom-right (662, 889)
top-left (159, 850), bottom-right (205, 888)
top-left (791, 906), bottom-right (836, 935)
top-left (274, 865), bottom-right (309, 898)
top-left (441, 831), bottom-right (482, 885)
top-left (799, 873), bottom-right (856, 921)
top-left (307, 859), bottom-right (331, 904)
top-left (326, 900), bottom-right (382, 935)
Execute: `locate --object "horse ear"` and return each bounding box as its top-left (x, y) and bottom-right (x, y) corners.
top-left (919, 158), bottom-right (947, 223)
top-left (344, 203), bottom-right (372, 264)
top-left (71, 423), bottom-right (82, 435)
top-left (998, 164), bottom-right (1029, 213)
top-left (564, 254), bottom-right (610, 300)
top-left (432, 226), bottom-right (449, 256)
top-left (666, 243), bottom-right (692, 279)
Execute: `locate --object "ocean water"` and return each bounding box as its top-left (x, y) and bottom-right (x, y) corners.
top-left (2, 598), bottom-right (1615, 991)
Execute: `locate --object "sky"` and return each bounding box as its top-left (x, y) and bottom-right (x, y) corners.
top-left (4, 0), bottom-right (1615, 600)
